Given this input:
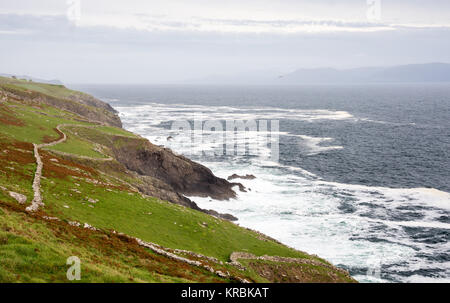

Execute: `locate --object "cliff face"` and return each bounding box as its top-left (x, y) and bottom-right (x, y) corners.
top-left (37, 93), bottom-right (122, 128)
top-left (111, 136), bottom-right (237, 200)
top-left (0, 78), bottom-right (239, 215)
top-left (68, 128), bottom-right (239, 219)
top-left (0, 79), bottom-right (122, 128)
top-left (0, 77), bottom-right (356, 283)
top-left (66, 91), bottom-right (118, 114)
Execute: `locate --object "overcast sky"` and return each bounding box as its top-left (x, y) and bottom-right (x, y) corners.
top-left (1, 0), bottom-right (450, 83)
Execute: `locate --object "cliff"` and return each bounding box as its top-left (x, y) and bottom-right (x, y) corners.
top-left (0, 76), bottom-right (356, 283)
top-left (0, 76), bottom-right (239, 218)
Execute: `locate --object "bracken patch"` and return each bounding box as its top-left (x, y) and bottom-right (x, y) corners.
top-left (0, 140), bottom-right (34, 165)
top-left (0, 104), bottom-right (25, 126)
top-left (0, 200), bottom-right (226, 282)
top-left (41, 150), bottom-right (98, 179)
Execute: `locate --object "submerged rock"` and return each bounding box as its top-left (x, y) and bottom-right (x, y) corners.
top-left (227, 174), bottom-right (256, 181)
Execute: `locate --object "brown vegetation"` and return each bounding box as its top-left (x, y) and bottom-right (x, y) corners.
top-left (0, 104), bottom-right (25, 126)
top-left (41, 150), bottom-right (98, 179)
top-left (0, 201), bottom-right (226, 282)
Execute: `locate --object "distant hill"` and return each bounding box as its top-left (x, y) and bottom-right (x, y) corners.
top-left (278, 63), bottom-right (450, 84)
top-left (0, 73), bottom-right (63, 85)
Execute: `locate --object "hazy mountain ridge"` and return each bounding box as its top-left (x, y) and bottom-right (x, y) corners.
top-left (278, 63), bottom-right (450, 84)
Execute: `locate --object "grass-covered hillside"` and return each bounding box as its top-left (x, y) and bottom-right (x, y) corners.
top-left (0, 76), bottom-right (356, 283)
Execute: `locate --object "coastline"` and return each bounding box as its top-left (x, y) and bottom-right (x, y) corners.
top-left (0, 77), bottom-right (356, 283)
top-left (113, 97), bottom-right (450, 283)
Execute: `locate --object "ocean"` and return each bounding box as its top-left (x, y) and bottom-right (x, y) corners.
top-left (74, 83), bottom-right (450, 283)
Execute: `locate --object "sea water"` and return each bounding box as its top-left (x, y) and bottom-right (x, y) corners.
top-left (75, 83), bottom-right (450, 283)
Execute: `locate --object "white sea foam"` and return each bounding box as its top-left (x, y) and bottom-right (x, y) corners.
top-left (358, 117), bottom-right (417, 126)
top-left (116, 103), bottom-right (356, 124)
top-left (403, 275), bottom-right (450, 283)
top-left (116, 102), bottom-right (450, 283)
top-left (297, 135), bottom-right (344, 155)
top-left (189, 161), bottom-right (450, 282)
top-left (317, 181), bottom-right (450, 212)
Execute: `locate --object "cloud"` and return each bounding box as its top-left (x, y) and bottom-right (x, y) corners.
top-left (0, 3), bottom-right (449, 84)
top-left (2, 0), bottom-right (450, 35)
top-left (124, 15), bottom-right (396, 33)
top-left (2, 11), bottom-right (449, 38)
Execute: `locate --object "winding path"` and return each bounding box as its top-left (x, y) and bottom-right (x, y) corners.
top-left (26, 124), bottom-right (111, 212)
top-left (24, 124), bottom-right (250, 281)
top-left (26, 125), bottom-right (67, 212)
top-left (45, 124), bottom-right (114, 161)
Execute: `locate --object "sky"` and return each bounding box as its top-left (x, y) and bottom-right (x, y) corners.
top-left (1, 0), bottom-right (450, 83)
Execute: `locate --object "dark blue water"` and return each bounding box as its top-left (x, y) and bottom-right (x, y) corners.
top-left (76, 84), bottom-right (450, 193)
top-left (74, 83), bottom-right (450, 282)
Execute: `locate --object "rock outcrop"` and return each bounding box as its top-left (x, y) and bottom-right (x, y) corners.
top-left (228, 174), bottom-right (256, 181)
top-left (110, 136), bottom-right (238, 201)
top-left (84, 157), bottom-right (238, 221)
top-left (2, 81), bottom-right (238, 219)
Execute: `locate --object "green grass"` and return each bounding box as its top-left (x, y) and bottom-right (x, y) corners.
top-left (0, 80), bottom-right (354, 283)
top-left (0, 76), bottom-right (120, 130)
top-left (0, 205), bottom-right (228, 283)
top-left (0, 100), bottom-right (91, 144)
top-left (239, 259), bottom-right (357, 283)
top-left (0, 76), bottom-right (74, 99)
top-left (1, 98), bottom-right (319, 263)
top-left (95, 125), bottom-right (139, 138)
top-left (46, 130), bottom-right (108, 159)
top-left (41, 174), bottom-right (313, 263)
top-left (0, 101), bottom-right (107, 159)
top-left (0, 163), bottom-right (35, 203)
top-left (59, 125), bottom-right (145, 150)
top-left (0, 137), bottom-right (36, 205)
top-left (45, 124), bottom-right (139, 159)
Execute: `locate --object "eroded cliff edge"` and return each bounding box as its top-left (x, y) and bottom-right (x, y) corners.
top-left (0, 82), bottom-right (239, 220)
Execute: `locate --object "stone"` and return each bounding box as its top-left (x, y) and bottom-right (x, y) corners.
top-left (9, 191), bottom-right (27, 204)
top-left (227, 174), bottom-right (256, 181)
top-left (86, 197), bottom-right (98, 204)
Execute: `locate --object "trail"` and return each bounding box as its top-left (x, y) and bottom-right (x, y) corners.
top-left (23, 124), bottom-right (245, 280)
top-left (46, 124), bottom-right (114, 161)
top-left (26, 124), bottom-right (67, 212)
top-left (26, 123), bottom-right (111, 212)
top-left (23, 124), bottom-right (252, 281)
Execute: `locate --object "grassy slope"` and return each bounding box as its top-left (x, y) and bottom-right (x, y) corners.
top-left (239, 259), bottom-right (355, 283)
top-left (0, 76), bottom-right (120, 128)
top-left (0, 79), bottom-right (355, 283)
top-left (0, 205), bottom-right (228, 283)
top-left (0, 76), bottom-right (96, 102)
top-left (0, 76), bottom-right (73, 99)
